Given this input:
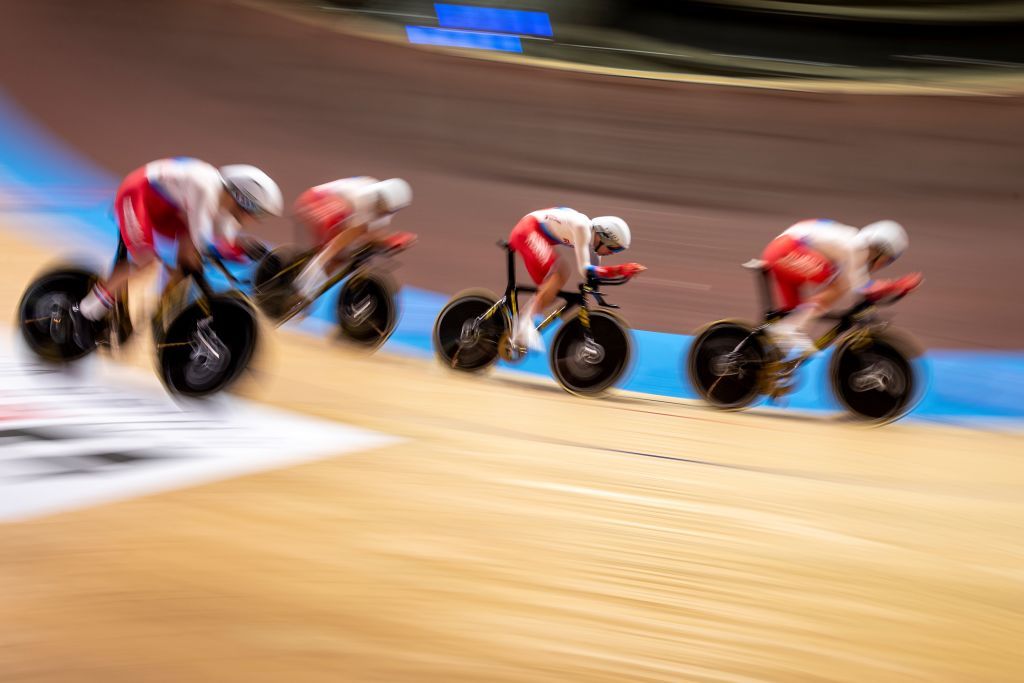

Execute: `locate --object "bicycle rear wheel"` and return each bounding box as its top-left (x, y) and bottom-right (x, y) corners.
top-left (686, 321), bottom-right (768, 410)
top-left (18, 267), bottom-right (106, 362)
top-left (433, 289), bottom-right (505, 372)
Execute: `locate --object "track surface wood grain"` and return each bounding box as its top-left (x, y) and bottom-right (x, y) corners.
top-left (1, 223), bottom-right (1022, 681)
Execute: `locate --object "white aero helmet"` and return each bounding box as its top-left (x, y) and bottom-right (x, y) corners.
top-left (859, 220), bottom-right (908, 260)
top-left (591, 216), bottom-right (631, 253)
top-left (220, 164), bottom-right (284, 217)
top-left (375, 178), bottom-right (412, 213)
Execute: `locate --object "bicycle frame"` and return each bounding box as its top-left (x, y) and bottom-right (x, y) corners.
top-left (83, 234), bottom-right (271, 354)
top-left (256, 242), bottom-right (393, 326)
top-left (98, 236), bottom-right (134, 350)
top-left (719, 261), bottom-right (890, 399)
top-left (472, 242), bottom-right (621, 341)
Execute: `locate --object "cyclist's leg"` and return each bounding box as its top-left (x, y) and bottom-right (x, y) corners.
top-left (152, 237), bottom-right (202, 319)
top-left (293, 188), bottom-right (360, 301)
top-left (508, 215), bottom-right (562, 349)
top-left (173, 235), bottom-right (202, 279)
top-left (512, 257), bottom-right (567, 351)
top-left (762, 236), bottom-right (836, 354)
top-left (295, 224), bottom-right (367, 300)
top-left (529, 255), bottom-right (570, 320)
top-left (79, 170), bottom-right (159, 322)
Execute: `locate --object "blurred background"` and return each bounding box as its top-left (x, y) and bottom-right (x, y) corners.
top-left (1, 1), bottom-right (1023, 681)
top-left (3, 0), bottom-right (1023, 349)
top-left (325, 0), bottom-right (1024, 76)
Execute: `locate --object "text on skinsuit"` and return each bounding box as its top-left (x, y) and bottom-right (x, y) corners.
top-left (123, 197), bottom-right (144, 245)
top-left (526, 230), bottom-right (553, 261)
top-left (778, 251), bottom-right (826, 277)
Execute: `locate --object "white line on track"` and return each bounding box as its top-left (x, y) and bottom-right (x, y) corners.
top-left (507, 480), bottom-right (887, 547)
top-left (719, 53), bottom-right (848, 68)
top-left (894, 54), bottom-right (1024, 68)
top-left (318, 6), bottom-right (435, 20)
top-left (558, 43), bottom-right (695, 59)
top-left (560, 44), bottom-right (847, 69)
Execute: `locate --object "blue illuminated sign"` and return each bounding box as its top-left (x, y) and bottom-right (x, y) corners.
top-left (434, 4), bottom-right (554, 37)
top-left (405, 26), bottom-right (524, 53)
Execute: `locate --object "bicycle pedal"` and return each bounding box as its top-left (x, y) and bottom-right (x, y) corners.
top-left (497, 333), bottom-right (525, 363)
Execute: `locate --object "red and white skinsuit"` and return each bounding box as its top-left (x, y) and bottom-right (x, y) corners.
top-left (761, 219), bottom-right (921, 353)
top-left (293, 176), bottom-right (394, 246)
top-left (762, 219), bottom-right (868, 312)
top-left (508, 207), bottom-right (637, 283)
top-left (115, 157), bottom-right (247, 263)
top-left (506, 207), bottom-right (642, 350)
top-left (291, 176), bottom-right (414, 300)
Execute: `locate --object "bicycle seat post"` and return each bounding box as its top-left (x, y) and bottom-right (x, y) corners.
top-left (111, 234), bottom-right (129, 274)
top-left (743, 259), bottom-right (776, 320)
top-left (504, 241), bottom-right (517, 300)
top-left (188, 264), bottom-right (216, 302)
top-left (759, 268), bottom-right (775, 319)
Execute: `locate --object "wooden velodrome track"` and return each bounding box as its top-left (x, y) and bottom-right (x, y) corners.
top-left (1, 219), bottom-right (1022, 682)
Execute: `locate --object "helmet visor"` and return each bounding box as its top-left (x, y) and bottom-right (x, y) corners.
top-left (228, 185), bottom-right (268, 216)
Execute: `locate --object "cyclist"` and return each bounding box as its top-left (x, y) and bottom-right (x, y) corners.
top-left (289, 176), bottom-right (416, 309)
top-left (71, 157), bottom-right (282, 347)
top-left (507, 207), bottom-right (645, 351)
top-left (761, 218), bottom-right (922, 357)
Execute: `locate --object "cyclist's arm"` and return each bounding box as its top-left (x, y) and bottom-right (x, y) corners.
top-left (210, 220), bottom-right (268, 263)
top-left (183, 184), bottom-right (219, 253)
top-left (805, 230), bottom-right (862, 296)
top-left (570, 220), bottom-right (594, 279)
top-left (367, 213), bottom-right (393, 231)
top-left (840, 249), bottom-right (871, 297)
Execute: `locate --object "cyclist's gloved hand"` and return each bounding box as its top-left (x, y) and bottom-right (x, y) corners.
top-left (893, 272), bottom-right (923, 296)
top-left (240, 236), bottom-right (272, 261)
top-left (863, 272), bottom-right (922, 302)
top-left (209, 238), bottom-right (260, 264)
top-left (862, 279), bottom-right (893, 302)
top-left (621, 262), bottom-right (647, 278)
top-left (382, 231), bottom-right (417, 253)
top-left (592, 263), bottom-right (646, 279)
